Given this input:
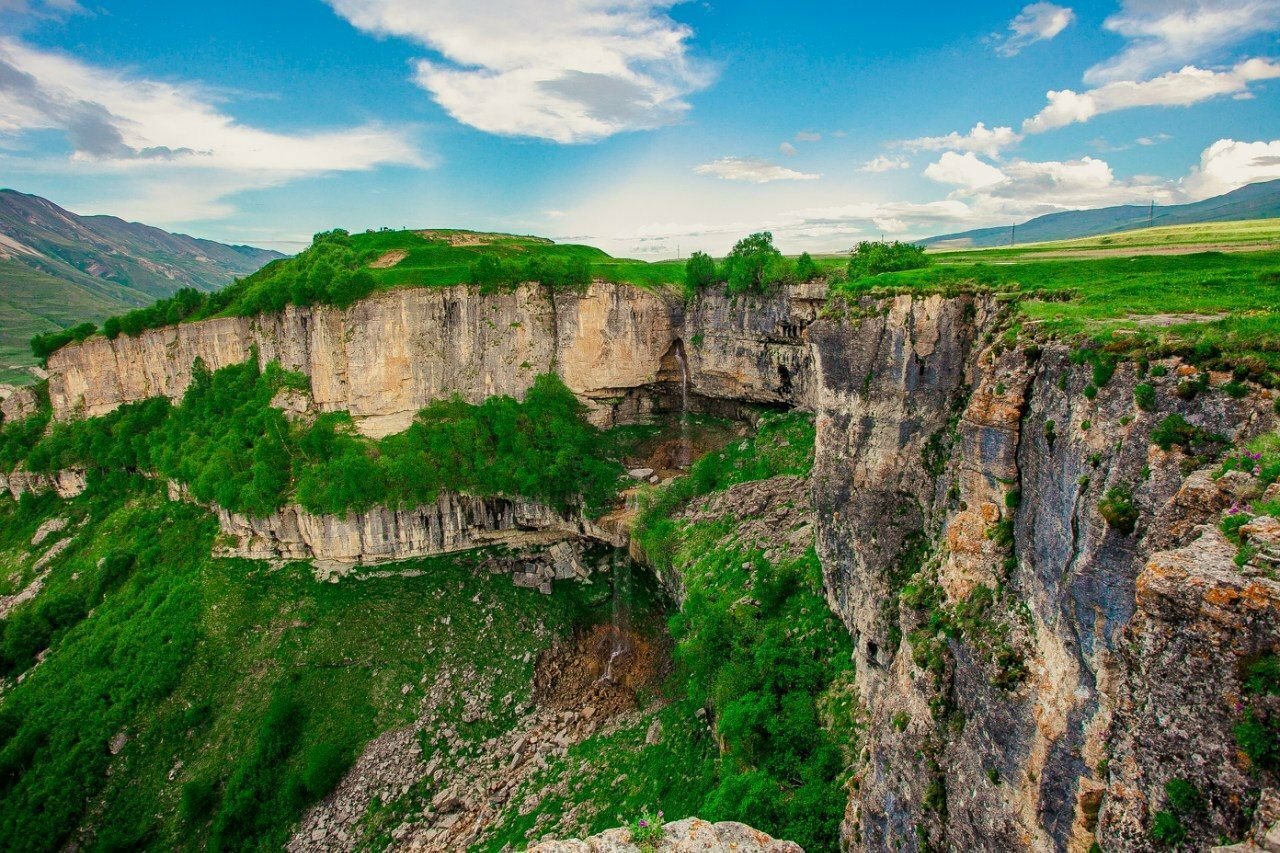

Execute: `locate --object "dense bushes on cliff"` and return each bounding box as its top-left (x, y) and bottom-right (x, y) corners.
top-left (626, 412), bottom-right (856, 851)
top-left (0, 476), bottom-right (612, 851)
top-left (7, 359), bottom-right (620, 518)
top-left (846, 240), bottom-right (930, 279)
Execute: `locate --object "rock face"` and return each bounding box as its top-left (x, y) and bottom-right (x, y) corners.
top-left (171, 482), bottom-right (625, 584)
top-left (526, 817), bottom-right (804, 852)
top-left (45, 282), bottom-right (826, 435)
top-left (0, 468), bottom-right (87, 500)
top-left (33, 279), bottom-right (1280, 852)
top-left (809, 291), bottom-right (1280, 851)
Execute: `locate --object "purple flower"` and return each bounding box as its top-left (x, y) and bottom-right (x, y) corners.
top-left (639, 820), bottom-right (648, 828)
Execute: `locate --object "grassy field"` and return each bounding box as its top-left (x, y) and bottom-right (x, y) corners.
top-left (833, 242), bottom-right (1280, 384)
top-left (930, 218), bottom-right (1280, 259)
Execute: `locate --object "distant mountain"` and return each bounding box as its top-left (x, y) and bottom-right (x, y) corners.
top-left (0, 189), bottom-right (283, 381)
top-left (921, 179), bottom-right (1280, 249)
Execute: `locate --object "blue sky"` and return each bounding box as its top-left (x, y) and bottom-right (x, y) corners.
top-left (2, 0), bottom-right (1279, 256)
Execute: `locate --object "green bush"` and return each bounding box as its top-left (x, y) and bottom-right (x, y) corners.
top-left (181, 777), bottom-right (218, 823)
top-left (1164, 778), bottom-right (1203, 816)
top-left (795, 252), bottom-right (819, 282)
top-left (1244, 655), bottom-right (1280, 696)
top-left (847, 241), bottom-right (929, 280)
top-left (1235, 708), bottom-right (1280, 771)
top-left (684, 251), bottom-right (717, 296)
top-left (30, 323), bottom-right (97, 361)
top-left (1150, 810), bottom-right (1187, 847)
top-left (1134, 383), bottom-right (1157, 412)
top-left (1099, 486), bottom-right (1139, 535)
top-left (720, 232), bottom-right (788, 295)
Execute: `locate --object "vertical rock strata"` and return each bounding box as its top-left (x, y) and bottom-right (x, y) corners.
top-left (35, 280), bottom-right (1280, 851)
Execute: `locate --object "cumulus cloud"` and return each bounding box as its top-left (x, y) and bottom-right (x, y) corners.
top-left (326, 0), bottom-right (712, 143)
top-left (996, 3), bottom-right (1076, 57)
top-left (1023, 58), bottom-right (1280, 133)
top-left (794, 131), bottom-right (821, 143)
top-left (859, 155), bottom-right (910, 173)
top-left (1087, 0), bottom-right (1280, 84)
top-left (902, 123), bottom-right (1022, 159)
top-left (779, 141), bottom-right (797, 156)
top-left (694, 157), bottom-right (820, 183)
top-left (924, 152), bottom-right (1008, 190)
top-left (1183, 138), bottom-right (1280, 198)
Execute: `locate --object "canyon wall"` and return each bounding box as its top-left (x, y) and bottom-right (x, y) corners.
top-left (45, 281), bottom-right (817, 436)
top-left (809, 293), bottom-right (1280, 851)
top-left (35, 280), bottom-right (1280, 851)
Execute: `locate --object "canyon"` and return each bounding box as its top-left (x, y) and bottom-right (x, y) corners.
top-left (26, 279), bottom-right (1280, 851)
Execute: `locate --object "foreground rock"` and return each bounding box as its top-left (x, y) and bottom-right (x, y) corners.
top-left (527, 818), bottom-right (804, 852)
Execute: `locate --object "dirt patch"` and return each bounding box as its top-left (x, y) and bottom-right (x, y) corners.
top-left (1124, 312), bottom-right (1229, 327)
top-left (533, 622), bottom-right (670, 718)
top-left (368, 250), bottom-right (408, 269)
top-left (1032, 241), bottom-right (1278, 259)
top-left (418, 230), bottom-right (545, 248)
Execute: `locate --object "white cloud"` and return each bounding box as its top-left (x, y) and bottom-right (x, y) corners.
top-left (924, 152), bottom-right (1008, 190)
top-left (997, 3), bottom-right (1076, 57)
top-left (903, 122), bottom-right (1022, 158)
top-left (1136, 132), bottom-right (1172, 145)
top-left (1183, 138), bottom-right (1280, 198)
top-left (1087, 0), bottom-right (1280, 84)
top-left (694, 157), bottom-right (820, 183)
top-left (326, 0), bottom-right (712, 143)
top-left (859, 155), bottom-right (911, 173)
top-left (779, 141), bottom-right (797, 156)
top-left (794, 131), bottom-right (821, 142)
top-left (1023, 58), bottom-right (1280, 133)
top-left (0, 38), bottom-right (422, 174)
top-left (0, 38), bottom-right (424, 224)
top-left (873, 217), bottom-right (907, 233)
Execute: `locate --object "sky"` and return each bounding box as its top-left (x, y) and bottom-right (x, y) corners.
top-left (1, 0), bottom-right (1279, 257)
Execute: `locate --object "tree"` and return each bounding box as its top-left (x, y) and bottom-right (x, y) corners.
top-left (684, 251), bottom-right (717, 296)
top-left (847, 240), bottom-right (930, 280)
top-left (795, 252), bottom-right (818, 282)
top-left (722, 232), bottom-right (784, 295)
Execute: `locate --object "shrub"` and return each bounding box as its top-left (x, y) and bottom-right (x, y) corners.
top-left (30, 322), bottom-right (97, 361)
top-left (721, 232), bottom-right (785, 295)
top-left (1099, 486), bottom-right (1139, 534)
top-left (1150, 811), bottom-right (1187, 847)
top-left (684, 251), bottom-right (717, 296)
top-left (1151, 414), bottom-right (1219, 452)
top-left (1083, 384), bottom-right (1098, 400)
top-left (847, 241), bottom-right (929, 280)
top-left (1235, 708), bottom-right (1280, 770)
top-left (181, 777), bottom-right (218, 823)
top-left (795, 252), bottom-right (819, 282)
top-left (1164, 778), bottom-right (1203, 817)
top-left (299, 742), bottom-right (349, 800)
top-left (1245, 655), bottom-right (1280, 696)
top-left (1134, 383), bottom-right (1156, 412)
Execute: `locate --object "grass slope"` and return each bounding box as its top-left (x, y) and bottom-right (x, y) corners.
top-left (0, 475), bottom-right (616, 852)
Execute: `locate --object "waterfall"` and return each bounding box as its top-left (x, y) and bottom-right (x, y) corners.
top-left (675, 342), bottom-right (691, 468)
top-left (601, 555), bottom-right (632, 683)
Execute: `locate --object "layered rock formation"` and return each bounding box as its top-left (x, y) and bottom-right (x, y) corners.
top-left (809, 292), bottom-right (1280, 851)
top-left (528, 818), bottom-right (805, 852)
top-left (33, 279), bottom-right (1280, 851)
top-left (46, 281), bottom-right (817, 436)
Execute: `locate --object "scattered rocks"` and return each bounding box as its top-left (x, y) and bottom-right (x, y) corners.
top-left (31, 517), bottom-right (67, 547)
top-left (527, 817), bottom-right (805, 852)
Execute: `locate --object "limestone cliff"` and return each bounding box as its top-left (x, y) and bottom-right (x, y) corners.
top-left (33, 280), bottom-right (1280, 852)
top-left (809, 292), bottom-right (1280, 851)
top-left (45, 281), bottom-right (824, 435)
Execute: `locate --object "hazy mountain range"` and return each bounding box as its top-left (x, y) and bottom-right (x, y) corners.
top-left (0, 189), bottom-right (281, 381)
top-left (922, 179), bottom-right (1280, 249)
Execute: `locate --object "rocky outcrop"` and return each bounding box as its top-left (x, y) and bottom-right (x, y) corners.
top-left (45, 281), bottom-right (826, 436)
top-left (527, 818), bottom-right (805, 852)
top-left (808, 291), bottom-right (1280, 851)
top-left (0, 468), bottom-right (87, 500)
top-left (177, 483), bottom-right (625, 585)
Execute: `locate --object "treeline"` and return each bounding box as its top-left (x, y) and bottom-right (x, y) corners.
top-left (30, 230), bottom-right (377, 361)
top-left (468, 254), bottom-right (592, 292)
top-left (682, 233), bottom-right (929, 297)
top-left (10, 359), bottom-right (620, 518)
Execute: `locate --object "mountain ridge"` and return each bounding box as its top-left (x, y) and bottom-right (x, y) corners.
top-left (922, 178), bottom-right (1280, 248)
top-left (0, 189), bottom-right (283, 382)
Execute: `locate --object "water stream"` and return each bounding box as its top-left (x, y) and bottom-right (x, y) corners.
top-left (600, 555), bottom-right (632, 684)
top-left (675, 342), bottom-right (691, 468)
